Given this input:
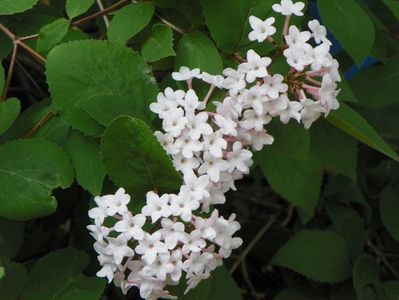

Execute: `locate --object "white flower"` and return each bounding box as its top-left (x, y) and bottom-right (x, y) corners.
top-left (170, 186), bottom-right (200, 222)
top-left (114, 212), bottom-right (146, 240)
top-left (283, 43), bottom-right (313, 71)
top-left (177, 89), bottom-right (205, 111)
top-left (319, 74), bottom-right (340, 113)
top-left (172, 66), bottom-right (201, 81)
top-left (141, 192), bottom-right (172, 223)
top-left (240, 109), bottom-right (272, 132)
top-left (162, 107), bottom-right (188, 137)
top-left (308, 20), bottom-right (330, 45)
top-left (159, 218), bottom-right (187, 249)
top-left (181, 230), bottom-right (207, 254)
top-left (278, 100), bottom-right (303, 123)
top-left (135, 231), bottom-right (168, 264)
top-left (227, 142), bottom-right (253, 173)
top-left (310, 43), bottom-right (333, 71)
top-left (172, 154), bottom-right (200, 174)
top-left (198, 152), bottom-right (230, 182)
top-left (263, 93), bottom-right (289, 115)
top-left (174, 131), bottom-right (203, 158)
top-left (169, 250), bottom-right (184, 281)
top-left (300, 99), bottom-right (324, 129)
top-left (239, 49), bottom-right (271, 83)
top-left (248, 16), bottom-right (276, 42)
top-left (202, 131), bottom-right (227, 158)
top-left (193, 216), bottom-right (217, 240)
top-left (214, 114), bottom-right (237, 136)
top-left (272, 0), bottom-right (305, 16)
top-left (223, 68), bottom-right (246, 95)
top-left (141, 252), bottom-right (174, 281)
top-left (154, 131), bottom-right (179, 155)
top-left (150, 88), bottom-right (182, 119)
top-left (201, 72), bottom-right (225, 88)
top-left (285, 26), bottom-right (311, 48)
top-left (186, 112), bottom-right (213, 140)
top-left (260, 74), bottom-right (288, 99)
top-left (183, 251), bottom-right (214, 278)
top-left (249, 130), bottom-right (274, 151)
top-left (87, 218), bottom-right (110, 241)
top-left (183, 171), bottom-right (210, 201)
top-left (104, 235), bottom-right (135, 265)
top-left (104, 187), bottom-right (130, 216)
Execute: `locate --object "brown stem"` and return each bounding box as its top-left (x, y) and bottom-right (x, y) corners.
top-left (24, 111), bottom-right (55, 138)
top-left (0, 22), bottom-right (46, 65)
top-left (72, 0), bottom-right (129, 26)
top-left (1, 43), bottom-right (18, 101)
top-left (17, 41), bottom-right (46, 64)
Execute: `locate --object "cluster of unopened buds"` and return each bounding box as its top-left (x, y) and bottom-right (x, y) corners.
top-left (88, 0), bottom-right (341, 298)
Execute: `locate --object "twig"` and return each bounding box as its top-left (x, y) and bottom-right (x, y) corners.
top-left (16, 60), bottom-right (47, 99)
top-left (230, 214), bottom-right (278, 274)
top-left (366, 236), bottom-right (399, 279)
top-left (19, 34), bottom-right (39, 41)
top-left (1, 43), bottom-right (18, 101)
top-left (280, 204), bottom-right (294, 227)
top-left (24, 111), bottom-right (55, 138)
top-left (0, 23), bottom-right (46, 65)
top-left (241, 259), bottom-right (261, 300)
top-left (96, 0), bottom-right (110, 28)
top-left (73, 0), bottom-right (129, 27)
top-left (154, 11), bottom-right (185, 34)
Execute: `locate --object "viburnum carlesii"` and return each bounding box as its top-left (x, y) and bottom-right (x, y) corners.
top-left (89, 1), bottom-right (341, 298)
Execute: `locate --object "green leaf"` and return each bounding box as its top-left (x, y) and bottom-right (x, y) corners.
top-left (380, 186), bottom-right (399, 241)
top-left (36, 18), bottom-right (70, 53)
top-left (66, 0), bottom-right (95, 19)
top-left (310, 120), bottom-right (357, 181)
top-left (325, 203), bottom-right (364, 261)
top-left (318, 0), bottom-right (375, 65)
top-left (0, 138), bottom-right (74, 220)
top-left (381, 0), bottom-right (399, 20)
top-left (175, 31), bottom-right (223, 74)
top-left (266, 120), bottom-right (310, 161)
top-left (324, 175), bottom-right (371, 222)
top-left (20, 248), bottom-right (89, 300)
top-left (275, 287), bottom-right (328, 300)
top-left (327, 102), bottom-right (399, 162)
top-left (340, 76), bottom-right (358, 104)
top-left (351, 56), bottom-right (399, 107)
top-left (0, 98), bottom-right (21, 135)
top-left (0, 99), bottom-right (70, 145)
top-left (353, 255), bottom-right (379, 300)
top-left (65, 130), bottom-right (105, 195)
top-left (141, 24), bottom-right (175, 62)
top-left (0, 217), bottom-right (24, 260)
top-left (101, 116), bottom-right (182, 201)
top-left (53, 275), bottom-right (105, 300)
top-left (107, 3), bottom-right (155, 44)
top-left (0, 64), bottom-right (4, 96)
top-left (255, 150), bottom-right (322, 215)
top-left (0, 0), bottom-right (39, 15)
top-left (200, 0), bottom-right (275, 53)
top-left (170, 266), bottom-right (243, 299)
top-left (46, 40), bottom-right (158, 136)
top-left (272, 230), bottom-right (352, 283)
top-left (0, 262), bottom-right (27, 300)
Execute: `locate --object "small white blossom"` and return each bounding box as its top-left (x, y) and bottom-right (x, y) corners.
top-left (248, 16), bottom-right (276, 42)
top-left (141, 192), bottom-right (172, 223)
top-left (239, 50), bottom-right (271, 83)
top-left (272, 0), bottom-right (305, 16)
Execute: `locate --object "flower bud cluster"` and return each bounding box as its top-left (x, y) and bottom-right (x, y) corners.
top-left (88, 1), bottom-right (340, 299)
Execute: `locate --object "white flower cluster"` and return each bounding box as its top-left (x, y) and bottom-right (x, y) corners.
top-left (88, 1), bottom-right (341, 299)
